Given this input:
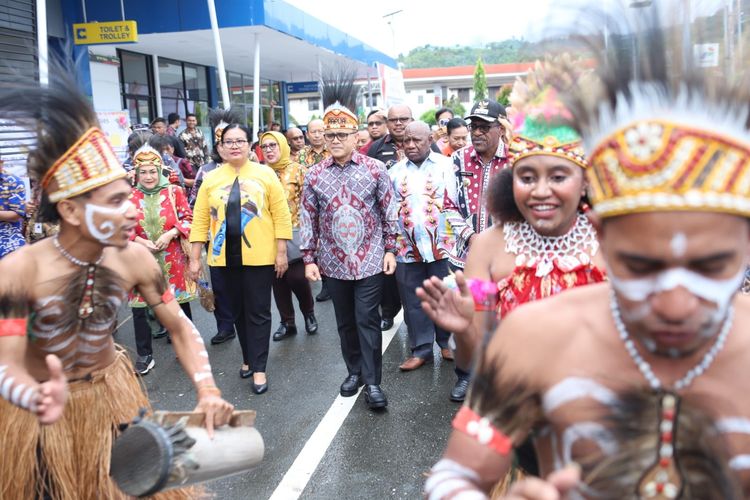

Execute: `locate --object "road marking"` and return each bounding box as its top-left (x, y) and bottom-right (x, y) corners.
top-left (268, 311), bottom-right (404, 500)
top-left (116, 314), bottom-right (133, 331)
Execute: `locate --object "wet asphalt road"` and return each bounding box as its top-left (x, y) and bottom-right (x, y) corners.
top-left (114, 280), bottom-right (459, 499)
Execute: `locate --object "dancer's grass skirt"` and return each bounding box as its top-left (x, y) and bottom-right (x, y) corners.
top-left (0, 349), bottom-right (200, 499)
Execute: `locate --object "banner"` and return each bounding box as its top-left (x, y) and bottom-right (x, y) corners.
top-left (377, 63), bottom-right (406, 107)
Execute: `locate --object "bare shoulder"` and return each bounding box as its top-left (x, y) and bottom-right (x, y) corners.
top-left (487, 283), bottom-right (611, 372)
top-left (0, 243), bottom-right (38, 285)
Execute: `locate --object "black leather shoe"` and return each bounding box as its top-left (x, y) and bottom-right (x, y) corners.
top-left (315, 287), bottom-right (331, 302)
top-left (210, 330), bottom-right (236, 345)
top-left (364, 385), bottom-right (388, 410)
top-left (304, 314), bottom-right (318, 335)
top-left (450, 378), bottom-right (470, 402)
top-left (240, 367), bottom-right (253, 379)
top-left (340, 374), bottom-right (363, 397)
top-left (252, 381), bottom-right (268, 394)
top-left (272, 323), bottom-right (297, 341)
top-left (380, 317), bottom-right (394, 331)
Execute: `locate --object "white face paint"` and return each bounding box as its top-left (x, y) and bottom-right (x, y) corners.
top-left (670, 232), bottom-right (687, 258)
top-left (84, 200), bottom-right (133, 244)
top-left (608, 265), bottom-right (746, 317)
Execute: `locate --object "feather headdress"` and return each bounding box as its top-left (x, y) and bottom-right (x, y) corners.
top-left (319, 64), bottom-right (359, 131)
top-left (208, 108), bottom-right (242, 143)
top-left (507, 55), bottom-right (591, 169)
top-left (553, 1), bottom-right (750, 218)
top-left (0, 68), bottom-right (124, 205)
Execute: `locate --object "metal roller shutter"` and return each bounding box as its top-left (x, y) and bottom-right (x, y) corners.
top-left (0, 1), bottom-right (36, 177)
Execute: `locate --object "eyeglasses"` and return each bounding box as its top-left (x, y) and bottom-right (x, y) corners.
top-left (222, 139), bottom-right (249, 148)
top-left (367, 120), bottom-right (384, 127)
top-left (289, 135), bottom-right (304, 140)
top-left (260, 143), bottom-right (279, 151)
top-left (468, 122), bottom-right (500, 135)
top-left (438, 119), bottom-right (450, 127)
top-left (323, 131), bottom-right (356, 142)
top-left (387, 116), bottom-right (412, 124)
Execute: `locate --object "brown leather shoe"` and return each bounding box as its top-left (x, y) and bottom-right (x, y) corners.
top-left (440, 348), bottom-right (454, 361)
top-left (399, 356), bottom-right (429, 371)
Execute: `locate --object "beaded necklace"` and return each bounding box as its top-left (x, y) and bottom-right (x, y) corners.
top-left (53, 234), bottom-right (104, 319)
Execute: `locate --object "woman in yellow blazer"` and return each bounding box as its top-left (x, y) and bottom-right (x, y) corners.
top-left (189, 124), bottom-right (292, 394)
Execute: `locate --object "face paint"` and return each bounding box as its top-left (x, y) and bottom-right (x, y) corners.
top-left (608, 264), bottom-right (745, 315)
top-left (84, 200), bottom-right (133, 244)
top-left (670, 232), bottom-right (687, 258)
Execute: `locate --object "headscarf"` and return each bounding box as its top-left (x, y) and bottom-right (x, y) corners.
top-left (260, 131), bottom-right (292, 172)
top-left (133, 145), bottom-right (170, 195)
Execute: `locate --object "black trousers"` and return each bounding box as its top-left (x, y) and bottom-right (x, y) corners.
top-left (133, 302), bottom-right (192, 357)
top-left (209, 264), bottom-right (235, 334)
top-left (380, 273), bottom-right (402, 320)
top-left (395, 259), bottom-right (451, 359)
top-left (221, 265), bottom-right (275, 372)
top-left (327, 273), bottom-right (384, 385)
top-left (272, 259), bottom-right (314, 325)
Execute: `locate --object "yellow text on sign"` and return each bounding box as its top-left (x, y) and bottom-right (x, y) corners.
top-left (73, 21), bottom-right (138, 45)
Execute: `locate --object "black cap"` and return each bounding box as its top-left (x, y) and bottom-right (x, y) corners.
top-left (464, 100), bottom-right (507, 123)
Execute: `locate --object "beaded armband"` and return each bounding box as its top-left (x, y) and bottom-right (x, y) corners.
top-left (0, 318), bottom-right (27, 336)
top-left (452, 406), bottom-right (512, 456)
top-left (466, 279), bottom-right (499, 311)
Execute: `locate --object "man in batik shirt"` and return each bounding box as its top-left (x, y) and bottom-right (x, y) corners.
top-left (0, 158), bottom-right (26, 258)
top-left (444, 100), bottom-right (510, 269)
top-left (388, 122), bottom-right (456, 373)
top-left (300, 98), bottom-right (397, 411)
top-left (296, 119), bottom-right (330, 168)
top-left (178, 113), bottom-right (210, 173)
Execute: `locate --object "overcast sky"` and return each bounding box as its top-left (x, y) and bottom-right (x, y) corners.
top-left (283, 0), bottom-right (729, 58)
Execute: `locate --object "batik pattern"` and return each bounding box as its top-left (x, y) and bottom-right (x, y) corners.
top-left (443, 145), bottom-right (508, 267)
top-left (0, 172), bottom-right (26, 258)
top-left (300, 152), bottom-right (397, 280)
top-left (388, 152), bottom-right (456, 263)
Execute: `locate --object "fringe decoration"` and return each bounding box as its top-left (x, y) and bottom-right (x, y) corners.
top-left (0, 350), bottom-right (202, 499)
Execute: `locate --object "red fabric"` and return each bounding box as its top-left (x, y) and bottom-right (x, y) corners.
top-left (452, 406), bottom-right (512, 455)
top-left (0, 318), bottom-right (27, 336)
top-left (498, 264), bottom-right (606, 318)
top-left (128, 186), bottom-right (195, 306)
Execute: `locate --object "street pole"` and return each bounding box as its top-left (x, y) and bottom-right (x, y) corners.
top-left (36, 0), bottom-right (48, 86)
top-left (207, 0), bottom-right (230, 110)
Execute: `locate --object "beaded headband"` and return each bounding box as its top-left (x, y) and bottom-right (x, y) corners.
top-left (323, 102), bottom-right (358, 132)
top-left (588, 118), bottom-right (750, 218)
top-left (41, 127), bottom-right (126, 203)
top-left (132, 145), bottom-right (163, 171)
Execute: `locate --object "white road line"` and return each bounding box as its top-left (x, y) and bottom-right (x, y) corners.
top-left (116, 314), bottom-right (133, 331)
top-left (268, 311), bottom-right (404, 500)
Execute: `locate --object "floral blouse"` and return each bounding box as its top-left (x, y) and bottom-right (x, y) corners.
top-left (128, 184), bottom-right (195, 305)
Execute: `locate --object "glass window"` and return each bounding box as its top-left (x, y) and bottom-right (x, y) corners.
top-left (184, 64), bottom-right (208, 101)
top-left (457, 88), bottom-right (470, 102)
top-left (308, 98), bottom-right (319, 111)
top-left (121, 51), bottom-right (150, 96)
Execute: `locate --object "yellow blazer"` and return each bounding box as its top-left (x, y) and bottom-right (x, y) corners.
top-left (190, 161), bottom-right (292, 266)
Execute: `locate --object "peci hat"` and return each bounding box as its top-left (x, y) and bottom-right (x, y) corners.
top-left (465, 100), bottom-right (507, 123)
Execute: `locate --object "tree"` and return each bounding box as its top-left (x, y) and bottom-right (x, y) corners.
top-left (473, 57), bottom-right (488, 103)
top-left (496, 84), bottom-right (512, 106)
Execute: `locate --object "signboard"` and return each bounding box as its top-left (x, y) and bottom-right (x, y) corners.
top-left (73, 21), bottom-right (138, 45)
top-left (286, 81), bottom-right (318, 94)
top-left (694, 43), bottom-right (720, 68)
top-left (96, 111), bottom-right (131, 162)
top-left (377, 63), bottom-right (406, 107)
